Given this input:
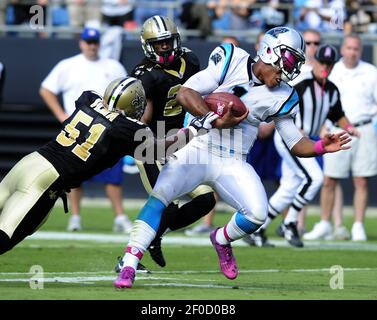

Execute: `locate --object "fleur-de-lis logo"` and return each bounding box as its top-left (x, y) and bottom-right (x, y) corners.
top-left (132, 92), bottom-right (146, 119)
top-left (49, 190), bottom-right (57, 200)
top-left (132, 92), bottom-right (144, 108)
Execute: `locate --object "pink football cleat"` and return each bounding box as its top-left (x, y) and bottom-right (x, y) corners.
top-left (113, 266), bottom-right (136, 289)
top-left (210, 228), bottom-right (238, 280)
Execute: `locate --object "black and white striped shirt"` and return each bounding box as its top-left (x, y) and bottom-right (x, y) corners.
top-left (294, 72), bottom-right (345, 137)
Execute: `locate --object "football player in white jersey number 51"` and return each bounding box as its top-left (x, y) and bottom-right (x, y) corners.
top-left (114, 27), bottom-right (352, 288)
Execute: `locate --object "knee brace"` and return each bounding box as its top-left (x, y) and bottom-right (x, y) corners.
top-left (0, 230), bottom-right (12, 255)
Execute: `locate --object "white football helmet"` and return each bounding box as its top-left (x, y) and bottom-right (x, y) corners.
top-left (141, 15), bottom-right (182, 65)
top-left (257, 27), bottom-right (306, 82)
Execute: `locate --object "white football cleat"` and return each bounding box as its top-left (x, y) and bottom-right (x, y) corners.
top-left (303, 220), bottom-right (333, 240)
top-left (67, 215), bottom-right (82, 231)
top-left (333, 225), bottom-right (351, 240)
top-left (113, 215), bottom-right (133, 233)
top-left (351, 222), bottom-right (367, 241)
top-left (184, 223), bottom-right (215, 236)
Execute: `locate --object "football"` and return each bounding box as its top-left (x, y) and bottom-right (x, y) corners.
top-left (204, 92), bottom-right (247, 117)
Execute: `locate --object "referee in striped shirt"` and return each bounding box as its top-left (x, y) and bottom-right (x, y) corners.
top-left (251, 44), bottom-right (359, 248)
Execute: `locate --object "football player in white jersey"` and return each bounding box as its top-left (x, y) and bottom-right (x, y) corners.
top-left (114, 27), bottom-right (352, 288)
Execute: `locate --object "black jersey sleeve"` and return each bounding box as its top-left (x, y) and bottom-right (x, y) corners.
top-left (132, 68), bottom-right (156, 100)
top-left (183, 49), bottom-right (201, 73)
top-left (113, 116), bottom-right (152, 149)
top-left (327, 84), bottom-right (345, 123)
top-left (75, 90), bottom-right (102, 109)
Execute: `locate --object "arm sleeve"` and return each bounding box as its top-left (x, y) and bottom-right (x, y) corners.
top-left (136, 72), bottom-right (155, 100)
top-left (183, 44), bottom-right (234, 95)
top-left (275, 116), bottom-right (304, 150)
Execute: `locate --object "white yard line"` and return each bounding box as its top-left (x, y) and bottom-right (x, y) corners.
top-left (1, 267), bottom-right (375, 277)
top-left (0, 268), bottom-right (375, 287)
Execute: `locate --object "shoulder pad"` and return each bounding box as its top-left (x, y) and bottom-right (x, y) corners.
top-left (132, 65), bottom-right (147, 77)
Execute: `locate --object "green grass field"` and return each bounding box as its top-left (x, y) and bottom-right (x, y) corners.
top-left (1, 204), bottom-right (377, 300)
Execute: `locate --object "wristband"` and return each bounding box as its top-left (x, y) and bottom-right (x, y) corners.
top-left (314, 139), bottom-right (326, 155)
top-left (345, 124), bottom-right (354, 133)
top-left (179, 126), bottom-right (197, 137)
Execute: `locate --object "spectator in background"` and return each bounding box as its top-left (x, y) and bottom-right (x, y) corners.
top-left (6, 0), bottom-right (48, 26)
top-left (67, 0), bottom-right (102, 28)
top-left (293, 28), bottom-right (321, 76)
top-left (220, 0), bottom-right (255, 30)
top-left (304, 34), bottom-right (377, 242)
top-left (101, 0), bottom-right (135, 29)
top-left (295, 0), bottom-right (345, 32)
top-left (179, 0), bottom-right (229, 39)
top-left (344, 0), bottom-right (376, 34)
top-left (257, 0), bottom-right (293, 30)
top-left (0, 1), bottom-right (6, 26)
top-left (39, 27), bottom-right (132, 233)
top-left (134, 0), bottom-right (173, 28)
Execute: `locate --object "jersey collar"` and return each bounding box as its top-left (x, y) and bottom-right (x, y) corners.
top-left (159, 57), bottom-right (186, 79)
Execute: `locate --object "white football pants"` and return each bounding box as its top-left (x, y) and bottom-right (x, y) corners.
top-left (269, 132), bottom-right (324, 214)
top-left (151, 142), bottom-right (267, 225)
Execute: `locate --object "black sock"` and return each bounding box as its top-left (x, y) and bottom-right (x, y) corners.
top-left (162, 192), bottom-right (216, 234)
top-left (154, 203), bottom-right (180, 239)
top-left (0, 230), bottom-right (12, 255)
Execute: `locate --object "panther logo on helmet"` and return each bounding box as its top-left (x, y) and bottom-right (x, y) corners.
top-left (141, 15), bottom-right (183, 65)
top-left (257, 27), bottom-right (306, 83)
top-left (268, 27), bottom-right (290, 38)
top-left (103, 77), bottom-right (146, 120)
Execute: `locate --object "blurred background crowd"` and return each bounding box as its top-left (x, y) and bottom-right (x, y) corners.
top-left (1, 0), bottom-right (377, 39)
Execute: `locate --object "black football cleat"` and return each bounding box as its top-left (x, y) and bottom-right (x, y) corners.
top-left (284, 222), bottom-right (304, 248)
top-left (148, 237), bottom-right (166, 267)
top-left (276, 222), bottom-right (285, 238)
top-left (242, 229), bottom-right (275, 247)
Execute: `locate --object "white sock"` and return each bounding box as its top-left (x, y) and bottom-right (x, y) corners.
top-left (261, 216), bottom-right (272, 230)
top-left (215, 213), bottom-right (247, 245)
top-left (284, 207), bottom-right (300, 225)
top-left (120, 220), bottom-right (157, 270)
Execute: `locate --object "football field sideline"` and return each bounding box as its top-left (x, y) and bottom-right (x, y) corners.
top-left (54, 199), bottom-right (377, 217)
top-left (25, 230), bottom-right (377, 251)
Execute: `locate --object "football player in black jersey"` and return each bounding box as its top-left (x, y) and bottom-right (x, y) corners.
top-left (0, 76), bottom-right (218, 255)
top-left (128, 16), bottom-right (217, 268)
